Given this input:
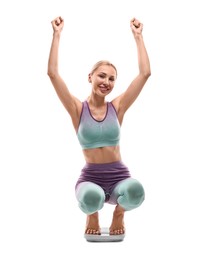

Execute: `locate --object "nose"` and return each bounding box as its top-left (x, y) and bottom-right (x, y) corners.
top-left (103, 78), bottom-right (109, 85)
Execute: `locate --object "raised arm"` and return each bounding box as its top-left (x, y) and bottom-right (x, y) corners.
top-left (112, 18), bottom-right (151, 123)
top-left (47, 16), bottom-right (82, 130)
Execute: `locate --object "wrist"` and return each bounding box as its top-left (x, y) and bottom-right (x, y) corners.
top-left (134, 34), bottom-right (143, 41)
top-left (53, 30), bottom-right (61, 38)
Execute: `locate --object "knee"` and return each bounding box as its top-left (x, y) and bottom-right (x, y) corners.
top-left (83, 190), bottom-right (104, 207)
top-left (127, 181), bottom-right (145, 206)
top-left (117, 179), bottom-right (145, 210)
top-left (78, 187), bottom-right (105, 214)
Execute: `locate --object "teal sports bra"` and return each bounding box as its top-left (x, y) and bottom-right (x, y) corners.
top-left (77, 101), bottom-right (120, 150)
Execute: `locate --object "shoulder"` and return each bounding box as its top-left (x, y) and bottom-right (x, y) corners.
top-left (111, 96), bottom-right (125, 125)
top-left (111, 94), bottom-right (123, 113)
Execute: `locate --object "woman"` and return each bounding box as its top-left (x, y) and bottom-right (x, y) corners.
top-left (47, 16), bottom-right (151, 236)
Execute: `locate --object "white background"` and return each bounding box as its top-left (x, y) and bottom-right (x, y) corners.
top-left (0, 0), bottom-right (203, 259)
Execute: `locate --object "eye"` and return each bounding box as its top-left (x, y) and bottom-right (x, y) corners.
top-left (109, 77), bottom-right (115, 82)
top-left (99, 74), bottom-right (105, 78)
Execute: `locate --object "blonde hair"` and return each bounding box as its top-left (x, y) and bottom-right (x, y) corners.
top-left (90, 60), bottom-right (117, 77)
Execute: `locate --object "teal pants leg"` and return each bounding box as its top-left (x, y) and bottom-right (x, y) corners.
top-left (75, 182), bottom-right (105, 215)
top-left (108, 178), bottom-right (145, 211)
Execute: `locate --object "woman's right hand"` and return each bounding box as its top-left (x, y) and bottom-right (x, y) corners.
top-left (51, 16), bottom-right (64, 33)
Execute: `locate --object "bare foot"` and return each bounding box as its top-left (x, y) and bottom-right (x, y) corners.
top-left (109, 205), bottom-right (125, 235)
top-left (85, 212), bottom-right (101, 235)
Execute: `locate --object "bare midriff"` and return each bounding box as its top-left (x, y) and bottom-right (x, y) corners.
top-left (82, 145), bottom-right (121, 164)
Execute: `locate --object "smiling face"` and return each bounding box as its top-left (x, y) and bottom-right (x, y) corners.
top-left (88, 64), bottom-right (117, 97)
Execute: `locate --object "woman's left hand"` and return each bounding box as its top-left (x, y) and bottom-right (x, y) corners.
top-left (130, 18), bottom-right (143, 36)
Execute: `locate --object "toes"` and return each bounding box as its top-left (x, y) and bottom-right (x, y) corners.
top-left (110, 228), bottom-right (125, 235)
top-left (85, 229), bottom-right (101, 235)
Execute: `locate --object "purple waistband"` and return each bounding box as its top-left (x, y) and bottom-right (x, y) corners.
top-left (84, 160), bottom-right (126, 171)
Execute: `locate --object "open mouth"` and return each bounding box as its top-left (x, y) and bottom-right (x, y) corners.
top-left (99, 85), bottom-right (110, 93)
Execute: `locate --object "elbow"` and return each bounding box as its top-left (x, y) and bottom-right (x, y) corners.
top-left (144, 65), bottom-right (151, 78)
top-left (47, 62), bottom-right (59, 78)
top-left (140, 64), bottom-right (151, 79)
top-left (47, 68), bottom-right (57, 79)
top-left (47, 70), bottom-right (53, 78)
top-left (145, 66), bottom-right (151, 78)
top-left (141, 70), bottom-right (151, 79)
top-left (145, 70), bottom-right (151, 78)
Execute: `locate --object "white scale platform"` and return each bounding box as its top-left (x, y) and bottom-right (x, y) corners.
top-left (84, 227), bottom-right (125, 242)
